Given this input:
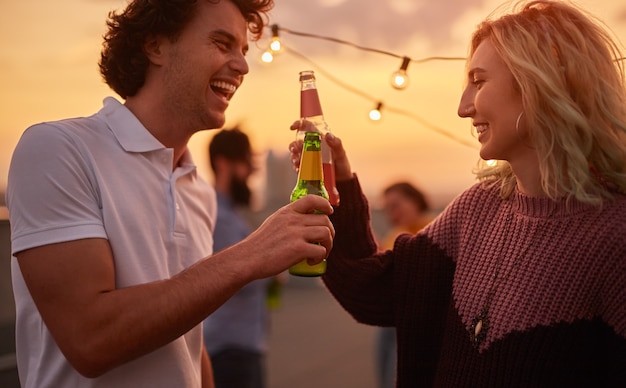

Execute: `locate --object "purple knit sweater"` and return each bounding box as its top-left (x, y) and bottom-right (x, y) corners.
top-left (323, 176), bottom-right (626, 387)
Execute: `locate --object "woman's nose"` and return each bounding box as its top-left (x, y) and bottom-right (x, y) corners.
top-left (457, 89), bottom-right (475, 118)
top-left (458, 104), bottom-right (475, 118)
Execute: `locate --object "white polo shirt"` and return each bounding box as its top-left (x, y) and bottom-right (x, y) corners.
top-left (7, 97), bottom-right (216, 387)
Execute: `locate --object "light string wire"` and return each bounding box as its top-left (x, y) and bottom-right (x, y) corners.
top-left (283, 45), bottom-right (478, 149)
top-left (276, 26), bottom-right (467, 63)
top-left (273, 25), bottom-right (625, 65)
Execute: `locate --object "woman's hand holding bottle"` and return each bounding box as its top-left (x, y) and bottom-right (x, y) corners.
top-left (289, 120), bottom-right (353, 182)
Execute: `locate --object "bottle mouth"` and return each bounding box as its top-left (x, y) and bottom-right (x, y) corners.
top-left (299, 70), bottom-right (315, 81)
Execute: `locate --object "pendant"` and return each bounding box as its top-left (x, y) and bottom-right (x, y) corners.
top-left (469, 309), bottom-right (489, 348)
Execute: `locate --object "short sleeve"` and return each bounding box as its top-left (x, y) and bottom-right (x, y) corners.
top-left (7, 123), bottom-right (107, 254)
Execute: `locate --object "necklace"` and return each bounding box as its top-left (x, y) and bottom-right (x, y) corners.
top-left (468, 209), bottom-right (535, 349)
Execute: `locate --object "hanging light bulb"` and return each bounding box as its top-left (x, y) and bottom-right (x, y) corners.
top-left (390, 56), bottom-right (411, 90)
top-left (269, 24), bottom-right (282, 53)
top-left (369, 102), bottom-right (383, 121)
top-left (260, 24), bottom-right (281, 64)
top-left (261, 49), bottom-right (274, 63)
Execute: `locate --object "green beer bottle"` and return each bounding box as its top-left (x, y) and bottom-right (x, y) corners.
top-left (299, 70), bottom-right (340, 206)
top-left (289, 131), bottom-right (329, 277)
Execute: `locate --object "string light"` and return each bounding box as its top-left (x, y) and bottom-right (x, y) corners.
top-left (265, 25), bottom-right (467, 91)
top-left (260, 24), bottom-right (283, 63)
top-left (369, 102), bottom-right (383, 121)
top-left (260, 50), bottom-right (274, 63)
top-left (390, 56), bottom-right (411, 90)
top-left (269, 24), bottom-right (282, 53)
top-left (263, 25), bottom-right (625, 86)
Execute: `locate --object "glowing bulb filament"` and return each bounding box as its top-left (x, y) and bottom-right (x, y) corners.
top-left (270, 37), bottom-right (282, 52)
top-left (369, 102), bottom-right (383, 121)
top-left (261, 50), bottom-right (274, 63)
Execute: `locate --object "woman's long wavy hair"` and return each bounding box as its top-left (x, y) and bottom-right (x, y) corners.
top-left (99, 0), bottom-right (273, 99)
top-left (470, 0), bottom-right (626, 205)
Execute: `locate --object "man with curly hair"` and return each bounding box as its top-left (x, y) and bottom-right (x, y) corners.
top-left (6, 1), bottom-right (335, 387)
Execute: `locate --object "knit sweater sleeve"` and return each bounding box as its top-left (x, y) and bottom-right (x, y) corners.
top-left (322, 175), bottom-right (395, 326)
top-left (322, 175), bottom-right (472, 327)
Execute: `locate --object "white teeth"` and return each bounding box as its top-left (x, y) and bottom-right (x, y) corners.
top-left (475, 124), bottom-right (488, 133)
top-left (210, 81), bottom-right (236, 92)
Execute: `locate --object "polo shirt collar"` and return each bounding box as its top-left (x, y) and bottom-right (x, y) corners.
top-left (177, 147), bottom-right (198, 177)
top-left (100, 97), bottom-right (198, 177)
top-left (100, 96), bottom-right (165, 153)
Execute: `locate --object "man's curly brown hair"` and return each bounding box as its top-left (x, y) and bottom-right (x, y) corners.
top-left (99, 0), bottom-right (273, 99)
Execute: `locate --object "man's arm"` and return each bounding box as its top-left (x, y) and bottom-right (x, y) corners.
top-left (16, 194), bottom-right (334, 378)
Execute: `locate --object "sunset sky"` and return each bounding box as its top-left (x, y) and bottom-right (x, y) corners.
top-left (1, 0), bottom-right (625, 208)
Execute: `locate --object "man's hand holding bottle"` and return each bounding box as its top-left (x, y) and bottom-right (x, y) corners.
top-left (237, 194), bottom-right (335, 279)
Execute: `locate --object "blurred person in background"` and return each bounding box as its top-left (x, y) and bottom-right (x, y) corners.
top-left (376, 181), bottom-right (434, 388)
top-left (379, 182), bottom-right (434, 250)
top-left (203, 127), bottom-right (270, 388)
top-left (291, 0), bottom-right (626, 386)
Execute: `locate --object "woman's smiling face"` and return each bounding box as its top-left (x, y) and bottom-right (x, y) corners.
top-left (457, 37), bottom-right (530, 163)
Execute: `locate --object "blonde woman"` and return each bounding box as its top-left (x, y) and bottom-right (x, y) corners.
top-left (290, 1), bottom-right (626, 386)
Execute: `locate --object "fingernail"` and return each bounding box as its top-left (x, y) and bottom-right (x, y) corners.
top-left (326, 133), bottom-right (335, 141)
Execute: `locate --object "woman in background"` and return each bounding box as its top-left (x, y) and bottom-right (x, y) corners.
top-left (376, 182), bottom-right (434, 388)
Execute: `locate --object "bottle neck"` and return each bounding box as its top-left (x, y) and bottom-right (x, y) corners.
top-left (297, 133), bottom-right (323, 182)
top-left (300, 87), bottom-right (323, 118)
